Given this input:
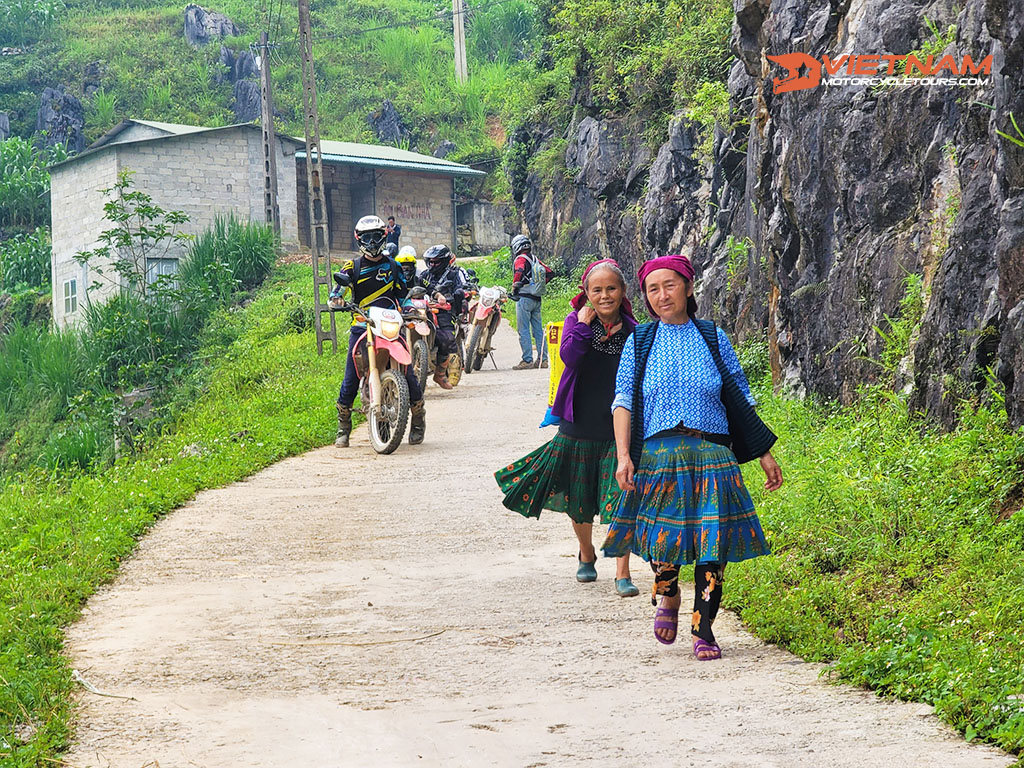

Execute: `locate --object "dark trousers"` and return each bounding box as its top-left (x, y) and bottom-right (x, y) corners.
top-left (338, 326), bottom-right (423, 407)
top-left (434, 310), bottom-right (457, 364)
top-left (651, 562), bottom-right (724, 643)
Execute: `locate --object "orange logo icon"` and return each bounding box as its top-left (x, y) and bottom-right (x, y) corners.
top-left (766, 53), bottom-right (822, 94)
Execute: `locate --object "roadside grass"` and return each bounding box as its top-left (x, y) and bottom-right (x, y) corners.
top-left (0, 262), bottom-right (349, 764)
top-left (731, 366), bottom-right (1024, 755)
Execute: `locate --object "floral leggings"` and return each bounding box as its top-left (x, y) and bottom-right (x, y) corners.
top-left (651, 562), bottom-right (724, 644)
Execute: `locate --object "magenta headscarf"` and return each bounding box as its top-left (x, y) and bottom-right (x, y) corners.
top-left (637, 254), bottom-right (698, 317)
top-left (570, 258), bottom-right (637, 323)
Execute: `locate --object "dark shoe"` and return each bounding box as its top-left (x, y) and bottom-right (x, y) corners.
top-left (615, 578), bottom-right (640, 597)
top-left (513, 360), bottom-right (534, 370)
top-left (576, 553), bottom-right (597, 583)
top-left (335, 403), bottom-right (352, 448)
top-left (409, 400), bottom-right (426, 445)
top-left (539, 359), bottom-right (549, 369)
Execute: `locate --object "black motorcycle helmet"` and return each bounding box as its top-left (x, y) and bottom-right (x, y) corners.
top-left (381, 242), bottom-right (399, 260)
top-left (424, 244), bottom-right (452, 274)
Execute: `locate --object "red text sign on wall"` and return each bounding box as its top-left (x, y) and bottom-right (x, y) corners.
top-left (378, 200), bottom-right (433, 221)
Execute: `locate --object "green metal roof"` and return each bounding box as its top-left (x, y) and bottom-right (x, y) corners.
top-left (296, 139), bottom-right (486, 177)
top-left (57, 119), bottom-right (486, 178)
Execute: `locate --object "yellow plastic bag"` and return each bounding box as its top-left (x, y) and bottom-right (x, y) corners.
top-left (546, 321), bottom-right (566, 407)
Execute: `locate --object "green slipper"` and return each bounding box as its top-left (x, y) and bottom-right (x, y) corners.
top-left (576, 554), bottom-right (597, 583)
top-left (615, 577), bottom-right (640, 597)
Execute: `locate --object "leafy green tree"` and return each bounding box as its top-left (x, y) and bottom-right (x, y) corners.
top-left (74, 169), bottom-right (190, 299)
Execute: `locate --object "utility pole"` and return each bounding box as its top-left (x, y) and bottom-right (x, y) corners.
top-left (452, 0), bottom-right (468, 84)
top-left (298, 0), bottom-right (337, 354)
top-left (258, 31), bottom-right (280, 235)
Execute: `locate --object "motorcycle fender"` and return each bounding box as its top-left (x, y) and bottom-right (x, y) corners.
top-left (475, 305), bottom-right (494, 322)
top-left (414, 321), bottom-right (432, 336)
top-left (376, 337), bottom-right (411, 366)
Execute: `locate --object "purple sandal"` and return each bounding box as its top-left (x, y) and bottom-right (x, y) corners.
top-left (692, 637), bottom-right (722, 660)
top-left (653, 605), bottom-right (679, 645)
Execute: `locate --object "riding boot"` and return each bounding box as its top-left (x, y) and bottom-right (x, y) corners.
top-left (433, 361), bottom-right (453, 390)
top-left (409, 400), bottom-right (426, 444)
top-left (335, 403), bottom-right (352, 448)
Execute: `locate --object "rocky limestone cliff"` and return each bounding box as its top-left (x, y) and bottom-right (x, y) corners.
top-left (511, 0), bottom-right (1024, 429)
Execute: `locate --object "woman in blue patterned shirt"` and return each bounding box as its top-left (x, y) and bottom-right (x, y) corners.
top-left (602, 254), bottom-right (783, 659)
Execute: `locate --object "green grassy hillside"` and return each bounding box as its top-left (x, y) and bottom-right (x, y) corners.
top-left (1, 0), bottom-right (545, 198)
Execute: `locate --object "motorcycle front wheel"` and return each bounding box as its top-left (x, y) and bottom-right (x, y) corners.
top-left (411, 339), bottom-right (429, 392)
top-left (464, 323), bottom-right (484, 375)
top-left (368, 369), bottom-right (409, 454)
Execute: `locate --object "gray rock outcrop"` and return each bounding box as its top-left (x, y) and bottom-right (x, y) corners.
top-left (368, 99), bottom-right (408, 145)
top-left (184, 4), bottom-right (241, 48)
top-left (232, 80), bottom-right (261, 123)
top-left (217, 45), bottom-right (258, 84)
top-left (0, 112), bottom-right (9, 142)
top-left (510, 0), bottom-right (1024, 429)
top-left (36, 87), bottom-right (85, 153)
top-left (433, 140), bottom-right (457, 158)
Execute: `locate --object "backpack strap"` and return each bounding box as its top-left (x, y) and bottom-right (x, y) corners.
top-left (693, 318), bottom-right (777, 463)
top-left (629, 321), bottom-right (659, 468)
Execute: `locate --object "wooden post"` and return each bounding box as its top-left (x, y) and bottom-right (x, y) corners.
top-left (453, 0), bottom-right (468, 84)
top-left (298, 0), bottom-right (337, 354)
top-left (259, 31), bottom-right (280, 235)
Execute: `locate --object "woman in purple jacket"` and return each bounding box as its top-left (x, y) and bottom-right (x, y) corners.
top-left (495, 259), bottom-right (639, 596)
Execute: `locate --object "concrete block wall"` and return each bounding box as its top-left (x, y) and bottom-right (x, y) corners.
top-left (50, 150), bottom-right (120, 328)
top-left (375, 171), bottom-right (454, 257)
top-left (50, 126), bottom-right (297, 328)
top-left (119, 126), bottom-right (256, 241)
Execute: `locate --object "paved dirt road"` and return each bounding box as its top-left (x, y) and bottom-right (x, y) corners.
top-left (66, 323), bottom-right (1012, 768)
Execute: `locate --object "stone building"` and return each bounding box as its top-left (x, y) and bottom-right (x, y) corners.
top-left (49, 119), bottom-right (485, 328)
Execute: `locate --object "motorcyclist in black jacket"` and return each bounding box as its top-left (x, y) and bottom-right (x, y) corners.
top-left (331, 215), bottom-right (426, 447)
top-left (420, 244), bottom-right (467, 389)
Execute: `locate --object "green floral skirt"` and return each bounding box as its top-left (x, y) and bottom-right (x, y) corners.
top-left (494, 432), bottom-right (621, 524)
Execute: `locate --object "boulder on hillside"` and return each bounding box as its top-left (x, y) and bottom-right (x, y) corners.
top-left (217, 45), bottom-right (258, 84)
top-left (368, 99), bottom-right (408, 145)
top-left (36, 87), bottom-right (85, 154)
top-left (433, 140), bottom-right (457, 158)
top-left (184, 4), bottom-right (241, 48)
top-left (0, 112), bottom-right (9, 141)
top-left (233, 80), bottom-right (261, 122)
top-left (83, 60), bottom-right (104, 97)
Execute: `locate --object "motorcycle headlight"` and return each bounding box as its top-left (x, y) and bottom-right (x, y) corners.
top-left (481, 294), bottom-right (495, 308)
top-left (380, 320), bottom-right (402, 339)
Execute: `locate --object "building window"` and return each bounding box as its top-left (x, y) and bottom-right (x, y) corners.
top-left (63, 279), bottom-right (78, 315)
top-left (145, 257), bottom-right (179, 285)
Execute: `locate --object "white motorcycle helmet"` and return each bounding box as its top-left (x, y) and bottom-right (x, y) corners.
top-left (354, 215), bottom-right (387, 257)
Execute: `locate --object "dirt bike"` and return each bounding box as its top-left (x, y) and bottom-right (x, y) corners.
top-left (402, 287), bottom-right (436, 392)
top-left (330, 298), bottom-right (412, 454)
top-left (404, 287), bottom-right (465, 389)
top-left (464, 285), bottom-right (510, 374)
